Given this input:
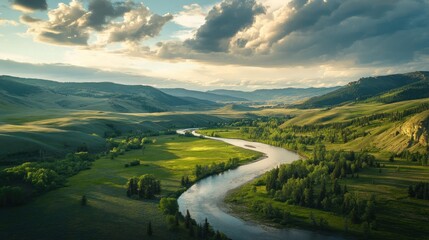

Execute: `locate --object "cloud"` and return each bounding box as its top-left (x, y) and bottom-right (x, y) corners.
top-left (20, 0), bottom-right (172, 46)
top-left (104, 4), bottom-right (172, 43)
top-left (0, 18), bottom-right (19, 26)
top-left (11, 0), bottom-right (47, 12)
top-left (173, 4), bottom-right (207, 29)
top-left (0, 58), bottom-right (185, 88)
top-left (155, 0), bottom-right (429, 68)
top-left (22, 0), bottom-right (90, 45)
top-left (19, 15), bottom-right (41, 23)
top-left (185, 0), bottom-right (265, 52)
top-left (86, 0), bottom-right (135, 30)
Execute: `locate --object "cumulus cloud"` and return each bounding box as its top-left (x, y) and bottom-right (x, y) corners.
top-left (156, 0), bottom-right (429, 68)
top-left (185, 0), bottom-right (265, 52)
top-left (11, 0), bottom-right (47, 12)
top-left (20, 0), bottom-right (172, 46)
top-left (104, 4), bottom-right (172, 43)
top-left (22, 0), bottom-right (90, 45)
top-left (173, 4), bottom-right (207, 29)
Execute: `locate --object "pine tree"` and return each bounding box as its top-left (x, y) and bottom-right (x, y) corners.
top-left (317, 181), bottom-right (326, 208)
top-left (147, 221), bottom-right (153, 236)
top-left (81, 195), bottom-right (87, 206)
top-left (185, 209), bottom-right (191, 229)
top-left (181, 176), bottom-right (185, 187)
top-left (189, 224), bottom-right (194, 237)
top-left (203, 218), bottom-right (210, 239)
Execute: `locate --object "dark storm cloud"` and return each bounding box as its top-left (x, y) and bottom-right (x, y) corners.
top-left (267, 0), bottom-right (429, 65)
top-left (185, 0), bottom-right (265, 52)
top-left (158, 0), bottom-right (429, 67)
top-left (11, 0), bottom-right (47, 11)
top-left (87, 0), bottom-right (136, 30)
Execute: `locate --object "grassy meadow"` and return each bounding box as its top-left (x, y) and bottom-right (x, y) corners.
top-left (199, 114), bottom-right (429, 240)
top-left (0, 134), bottom-right (261, 240)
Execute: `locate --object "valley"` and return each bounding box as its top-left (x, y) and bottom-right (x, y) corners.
top-left (1, 71), bottom-right (429, 240)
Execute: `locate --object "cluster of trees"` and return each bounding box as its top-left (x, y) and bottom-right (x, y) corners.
top-left (0, 151), bottom-right (96, 207)
top-left (158, 197), bottom-right (229, 239)
top-left (124, 160), bottom-right (140, 168)
top-left (184, 210), bottom-right (229, 240)
top-left (181, 176), bottom-right (192, 188)
top-left (408, 182), bottom-right (429, 200)
top-left (261, 146), bottom-right (377, 227)
top-left (220, 102), bottom-right (429, 152)
top-left (195, 158), bottom-right (240, 180)
top-left (159, 197), bottom-right (179, 215)
top-left (107, 136), bottom-right (154, 159)
top-left (235, 119), bottom-right (368, 152)
top-left (399, 151), bottom-right (428, 166)
top-left (126, 174), bottom-right (161, 199)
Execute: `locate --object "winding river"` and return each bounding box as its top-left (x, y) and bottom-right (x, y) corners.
top-left (177, 129), bottom-right (344, 240)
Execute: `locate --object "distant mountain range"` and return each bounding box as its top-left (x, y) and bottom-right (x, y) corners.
top-left (0, 75), bottom-right (340, 113)
top-left (0, 76), bottom-right (219, 113)
top-left (162, 87), bottom-right (340, 103)
top-left (2, 71), bottom-right (428, 113)
top-left (296, 71), bottom-right (429, 108)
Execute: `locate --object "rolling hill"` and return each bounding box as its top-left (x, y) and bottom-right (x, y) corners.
top-left (0, 76), bottom-right (219, 113)
top-left (160, 88), bottom-right (247, 102)
top-left (297, 71), bottom-right (429, 108)
top-left (208, 87), bottom-right (340, 103)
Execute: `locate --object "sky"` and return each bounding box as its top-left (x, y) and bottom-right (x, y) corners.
top-left (0, 0), bottom-right (428, 90)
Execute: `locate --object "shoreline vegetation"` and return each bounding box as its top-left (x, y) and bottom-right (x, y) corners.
top-left (198, 118), bottom-right (429, 240)
top-left (0, 130), bottom-right (262, 239)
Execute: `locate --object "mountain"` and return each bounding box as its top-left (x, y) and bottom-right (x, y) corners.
top-left (297, 71), bottom-right (429, 108)
top-left (208, 87), bottom-right (340, 103)
top-left (160, 88), bottom-right (247, 102)
top-left (0, 76), bottom-right (219, 113)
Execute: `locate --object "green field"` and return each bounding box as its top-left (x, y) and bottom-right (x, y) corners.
top-left (0, 108), bottom-right (263, 161)
top-left (200, 127), bottom-right (429, 240)
top-left (0, 135), bottom-right (261, 240)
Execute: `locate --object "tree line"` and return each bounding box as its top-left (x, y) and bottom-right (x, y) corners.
top-left (257, 146), bottom-right (378, 229)
top-left (0, 152), bottom-right (96, 207)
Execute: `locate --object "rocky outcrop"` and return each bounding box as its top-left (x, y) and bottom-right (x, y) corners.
top-left (401, 110), bottom-right (429, 146)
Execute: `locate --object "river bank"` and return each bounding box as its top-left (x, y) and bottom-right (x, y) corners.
top-left (177, 129), bottom-right (344, 240)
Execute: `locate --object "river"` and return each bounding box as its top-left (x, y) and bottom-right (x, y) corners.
top-left (177, 129), bottom-right (344, 240)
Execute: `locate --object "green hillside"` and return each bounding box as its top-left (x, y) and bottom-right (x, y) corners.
top-left (160, 88), bottom-right (247, 102)
top-left (0, 76), bottom-right (220, 113)
top-left (297, 71), bottom-right (429, 108)
top-left (208, 87), bottom-right (339, 103)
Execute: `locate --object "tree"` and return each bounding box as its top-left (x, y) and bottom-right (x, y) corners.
top-left (81, 195), bottom-right (87, 206)
top-left (159, 198), bottom-right (178, 215)
top-left (175, 212), bottom-right (180, 226)
top-left (364, 199), bottom-right (376, 223)
top-left (203, 218), bottom-right (210, 239)
top-left (185, 209), bottom-right (192, 229)
top-left (125, 174), bottom-right (161, 199)
top-left (147, 221), bottom-right (153, 236)
top-left (317, 181), bottom-right (326, 208)
top-left (189, 224), bottom-right (195, 237)
top-left (304, 186), bottom-right (314, 207)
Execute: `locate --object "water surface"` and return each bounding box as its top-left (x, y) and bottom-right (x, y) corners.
top-left (177, 129), bottom-right (343, 240)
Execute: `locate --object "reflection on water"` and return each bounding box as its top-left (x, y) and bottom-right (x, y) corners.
top-left (177, 129), bottom-right (344, 240)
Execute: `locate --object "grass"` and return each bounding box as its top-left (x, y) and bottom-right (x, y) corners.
top-left (200, 128), bottom-right (429, 240)
top-left (0, 135), bottom-right (261, 240)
